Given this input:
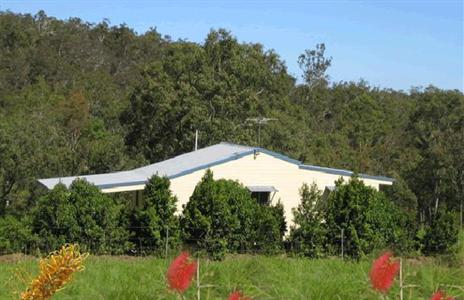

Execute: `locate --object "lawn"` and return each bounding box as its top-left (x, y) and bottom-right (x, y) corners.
top-left (1, 247), bottom-right (463, 300)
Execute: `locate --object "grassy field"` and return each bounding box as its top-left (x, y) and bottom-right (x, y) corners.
top-left (1, 249), bottom-right (463, 300)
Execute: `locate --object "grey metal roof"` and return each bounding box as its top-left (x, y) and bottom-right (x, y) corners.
top-left (133, 142), bottom-right (254, 179)
top-left (38, 143), bottom-right (255, 190)
top-left (38, 142), bottom-right (394, 190)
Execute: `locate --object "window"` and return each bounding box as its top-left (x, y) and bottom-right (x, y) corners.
top-left (247, 186), bottom-right (278, 205)
top-left (251, 192), bottom-right (270, 205)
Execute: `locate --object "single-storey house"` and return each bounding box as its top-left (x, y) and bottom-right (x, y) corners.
top-left (38, 142), bottom-right (394, 226)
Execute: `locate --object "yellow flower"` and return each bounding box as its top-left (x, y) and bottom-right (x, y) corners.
top-left (20, 244), bottom-right (88, 300)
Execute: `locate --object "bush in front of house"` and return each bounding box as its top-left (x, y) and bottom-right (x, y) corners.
top-left (324, 176), bottom-right (409, 259)
top-left (128, 175), bottom-right (180, 254)
top-left (31, 179), bottom-right (131, 254)
top-left (181, 169), bottom-right (285, 260)
top-left (253, 201), bottom-right (287, 255)
top-left (181, 169), bottom-right (254, 260)
top-left (288, 179), bottom-right (419, 259)
top-left (288, 183), bottom-right (327, 258)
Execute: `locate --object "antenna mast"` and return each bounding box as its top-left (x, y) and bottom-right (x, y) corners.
top-left (246, 117), bottom-right (277, 147)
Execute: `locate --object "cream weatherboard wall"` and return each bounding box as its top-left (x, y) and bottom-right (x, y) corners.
top-left (38, 142), bottom-right (393, 228)
top-left (168, 152), bottom-right (392, 227)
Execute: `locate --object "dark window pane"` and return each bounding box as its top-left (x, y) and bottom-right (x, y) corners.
top-left (251, 191), bottom-right (270, 205)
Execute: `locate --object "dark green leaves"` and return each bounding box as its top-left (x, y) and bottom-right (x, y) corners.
top-left (181, 170), bottom-right (285, 260)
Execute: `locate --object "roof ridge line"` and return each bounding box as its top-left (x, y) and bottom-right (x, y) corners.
top-left (220, 141), bottom-right (257, 149)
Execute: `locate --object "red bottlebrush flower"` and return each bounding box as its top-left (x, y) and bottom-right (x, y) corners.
top-left (228, 291), bottom-right (251, 300)
top-left (369, 252), bottom-right (400, 293)
top-left (167, 251), bottom-right (197, 293)
top-left (430, 290), bottom-right (454, 300)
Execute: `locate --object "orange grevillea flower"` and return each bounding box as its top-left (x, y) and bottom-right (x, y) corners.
top-left (430, 290), bottom-right (454, 300)
top-left (228, 291), bottom-right (251, 300)
top-left (167, 251), bottom-right (197, 293)
top-left (21, 244), bottom-right (88, 300)
top-left (369, 251), bottom-right (400, 293)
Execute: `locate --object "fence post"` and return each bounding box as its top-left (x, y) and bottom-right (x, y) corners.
top-left (165, 227), bottom-right (169, 259)
top-left (341, 228), bottom-right (344, 259)
top-left (196, 257), bottom-right (200, 300)
top-left (399, 258), bottom-right (403, 300)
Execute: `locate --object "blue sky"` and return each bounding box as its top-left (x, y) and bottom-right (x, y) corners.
top-left (1, 1), bottom-right (463, 91)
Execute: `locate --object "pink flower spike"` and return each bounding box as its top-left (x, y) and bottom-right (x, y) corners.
top-left (228, 291), bottom-right (251, 300)
top-left (167, 252), bottom-right (197, 293)
top-left (430, 290), bottom-right (454, 300)
top-left (369, 252), bottom-right (400, 293)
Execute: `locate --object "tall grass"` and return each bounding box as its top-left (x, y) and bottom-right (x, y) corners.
top-left (1, 255), bottom-right (462, 299)
top-left (1, 234), bottom-right (463, 299)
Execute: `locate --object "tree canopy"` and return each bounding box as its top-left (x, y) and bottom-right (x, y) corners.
top-left (0, 10), bottom-right (462, 243)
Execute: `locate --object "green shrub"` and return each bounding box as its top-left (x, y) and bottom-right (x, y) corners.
top-left (0, 215), bottom-right (36, 254)
top-left (324, 176), bottom-right (405, 259)
top-left (31, 179), bottom-right (130, 254)
top-left (181, 169), bottom-right (285, 259)
top-left (253, 202), bottom-right (286, 254)
top-left (423, 209), bottom-right (459, 255)
top-left (181, 170), bottom-right (252, 259)
top-left (387, 209), bottom-right (418, 255)
top-left (129, 175), bottom-right (180, 254)
top-left (289, 183), bottom-right (326, 258)
top-left (383, 177), bottom-right (418, 214)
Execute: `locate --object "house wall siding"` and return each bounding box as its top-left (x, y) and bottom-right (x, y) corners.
top-left (168, 152), bottom-right (391, 227)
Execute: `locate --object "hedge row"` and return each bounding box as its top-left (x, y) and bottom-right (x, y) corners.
top-left (0, 171), bottom-right (459, 259)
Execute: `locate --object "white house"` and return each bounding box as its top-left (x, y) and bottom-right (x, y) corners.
top-left (38, 142), bottom-right (394, 226)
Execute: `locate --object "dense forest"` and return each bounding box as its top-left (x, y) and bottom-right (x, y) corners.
top-left (0, 11), bottom-right (462, 235)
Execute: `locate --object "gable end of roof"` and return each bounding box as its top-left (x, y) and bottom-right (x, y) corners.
top-left (168, 148), bottom-right (256, 179)
top-left (220, 143), bottom-right (394, 183)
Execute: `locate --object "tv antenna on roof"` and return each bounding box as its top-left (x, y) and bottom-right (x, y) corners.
top-left (246, 117), bottom-right (277, 147)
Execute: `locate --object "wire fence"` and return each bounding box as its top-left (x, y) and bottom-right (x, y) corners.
top-left (4, 226), bottom-right (455, 259)
top-left (0, 227), bottom-right (351, 259)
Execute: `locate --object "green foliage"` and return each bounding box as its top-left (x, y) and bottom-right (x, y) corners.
top-left (129, 175), bottom-right (180, 254)
top-left (31, 179), bottom-right (130, 254)
top-left (181, 170), bottom-right (252, 259)
top-left (381, 178), bottom-right (419, 254)
top-left (181, 170), bottom-right (284, 259)
top-left (0, 11), bottom-right (157, 214)
top-left (324, 177), bottom-right (405, 258)
top-left (0, 10), bottom-right (462, 256)
top-left (253, 202), bottom-right (286, 255)
top-left (383, 177), bottom-right (418, 214)
top-left (423, 209), bottom-right (459, 255)
top-left (298, 43), bottom-right (332, 88)
top-left (289, 183), bottom-right (327, 258)
top-left (389, 209), bottom-right (418, 255)
top-left (406, 87), bottom-right (464, 224)
top-left (121, 29), bottom-right (295, 162)
top-left (0, 215), bottom-right (36, 254)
